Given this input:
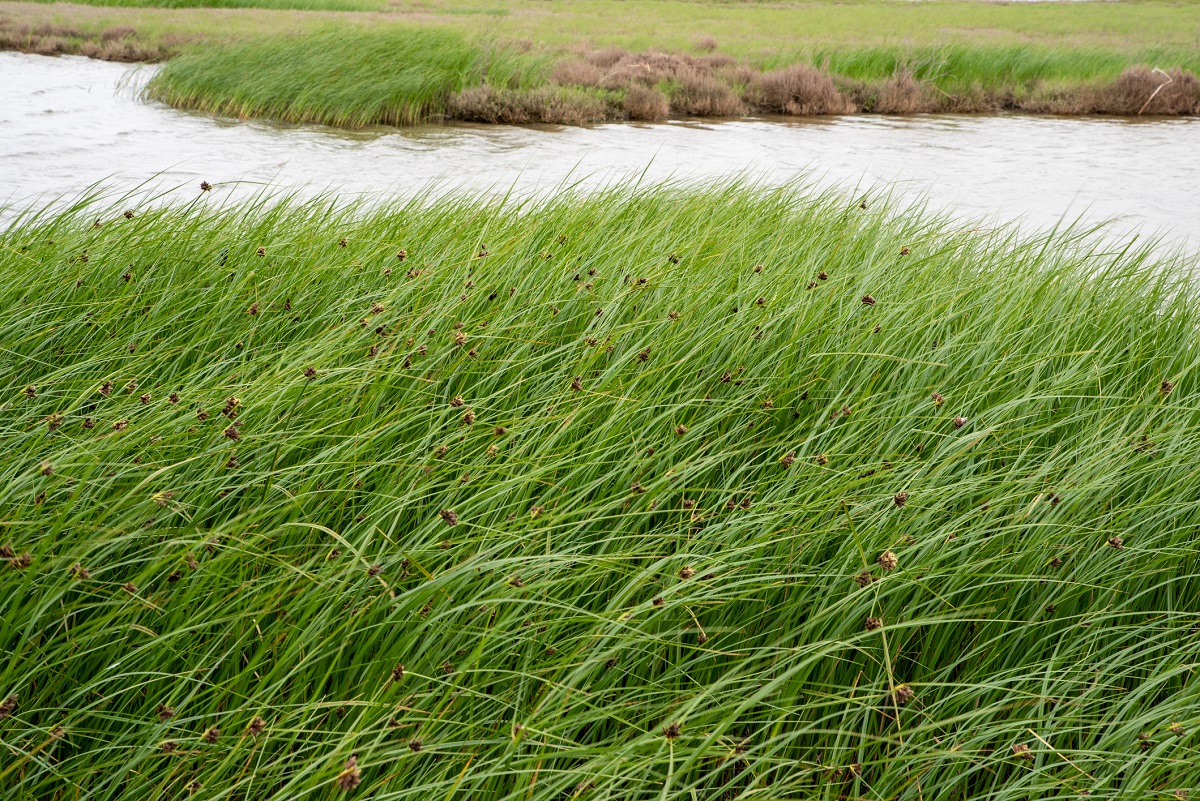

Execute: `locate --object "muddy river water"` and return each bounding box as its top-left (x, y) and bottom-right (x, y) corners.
top-left (2, 51), bottom-right (1197, 253)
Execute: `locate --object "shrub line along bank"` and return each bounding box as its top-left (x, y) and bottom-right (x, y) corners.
top-left (142, 32), bottom-right (1200, 127)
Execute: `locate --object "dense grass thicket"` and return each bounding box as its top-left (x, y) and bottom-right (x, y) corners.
top-left (143, 29), bottom-right (1200, 126)
top-left (2, 184), bottom-right (1199, 800)
top-left (143, 29), bottom-right (550, 127)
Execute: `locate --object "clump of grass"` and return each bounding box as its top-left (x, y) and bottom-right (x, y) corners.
top-left (1, 183), bottom-right (1199, 800)
top-left (145, 27), bottom-right (551, 126)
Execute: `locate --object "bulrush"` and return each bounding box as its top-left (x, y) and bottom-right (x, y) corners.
top-left (82, 418), bottom-right (95, 429)
top-left (391, 664), bottom-right (405, 682)
top-left (247, 302), bottom-right (259, 315)
top-left (23, 385), bottom-right (37, 399)
top-left (223, 425), bottom-right (241, 442)
top-left (1161, 380), bottom-right (1175, 395)
top-left (40, 461), bottom-right (53, 476)
top-left (99, 381), bottom-right (114, 397)
top-left (952, 416), bottom-right (968, 429)
top-left (396, 249), bottom-right (408, 261)
top-left (815, 454), bottom-right (829, 466)
top-left (780, 451), bottom-right (796, 467)
top-left (668, 310), bottom-right (680, 320)
top-left (45, 412), bottom-right (63, 432)
top-left (336, 756), bottom-right (362, 792)
top-left (112, 419), bottom-right (129, 431)
top-left (70, 563), bottom-right (90, 580)
top-left (304, 367), bottom-right (317, 380)
top-left (674, 424), bottom-right (687, 437)
top-left (0, 695), bottom-right (16, 719)
top-left (439, 509), bottom-right (458, 526)
top-left (652, 596), bottom-right (665, 607)
top-left (450, 395), bottom-right (464, 407)
top-left (931, 392), bottom-right (944, 406)
top-left (900, 246), bottom-right (911, 256)
top-left (679, 566), bottom-right (696, 580)
top-left (168, 392), bottom-right (180, 404)
top-left (754, 264), bottom-right (763, 273)
top-left (199, 181), bottom-right (211, 191)
top-left (1107, 536), bottom-right (1125, 550)
top-left (121, 582), bottom-right (137, 593)
top-left (865, 616), bottom-right (883, 631)
top-left (817, 271), bottom-right (828, 280)
top-left (139, 393), bottom-right (151, 405)
top-left (156, 704), bottom-right (176, 722)
top-left (630, 482), bottom-right (646, 494)
top-left (463, 409), bottom-right (476, 425)
top-left (202, 726), bottom-right (219, 744)
top-left (852, 570), bottom-right (872, 586)
top-left (637, 347), bottom-right (651, 362)
top-left (662, 721), bottom-right (681, 739)
top-left (453, 331), bottom-right (467, 347)
top-left (255, 247), bottom-right (266, 257)
top-left (755, 296), bottom-right (766, 307)
top-left (893, 491), bottom-right (908, 507)
top-left (121, 271), bottom-right (133, 283)
top-left (408, 738), bottom-right (423, 752)
top-left (877, 550), bottom-right (898, 571)
top-left (529, 505), bottom-right (543, 519)
top-left (247, 716), bottom-right (266, 737)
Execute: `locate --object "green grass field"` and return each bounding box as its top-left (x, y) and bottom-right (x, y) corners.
top-left (2, 182), bottom-right (1199, 799)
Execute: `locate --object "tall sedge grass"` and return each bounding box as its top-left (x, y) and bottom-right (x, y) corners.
top-left (146, 31), bottom-right (1200, 126)
top-left (1, 183), bottom-right (1199, 799)
top-left (145, 29), bottom-right (550, 126)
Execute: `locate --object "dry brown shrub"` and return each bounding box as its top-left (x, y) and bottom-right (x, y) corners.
top-left (585, 46), bottom-right (628, 70)
top-left (100, 25), bottom-right (136, 43)
top-left (1094, 66), bottom-right (1200, 115)
top-left (873, 72), bottom-right (928, 114)
top-left (449, 85), bottom-right (612, 125)
top-left (551, 59), bottom-right (604, 87)
top-left (692, 35), bottom-right (718, 53)
top-left (672, 69), bottom-right (742, 116)
top-left (623, 85), bottom-right (670, 121)
top-left (753, 64), bottom-right (853, 115)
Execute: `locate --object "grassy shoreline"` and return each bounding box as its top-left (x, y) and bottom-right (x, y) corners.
top-left (4, 0), bottom-right (1200, 122)
top-left (2, 182), bottom-right (1199, 799)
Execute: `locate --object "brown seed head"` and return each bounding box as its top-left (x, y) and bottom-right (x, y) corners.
top-left (780, 451), bottom-right (796, 467)
top-left (0, 695), bottom-right (16, 719)
top-left (160, 740), bottom-right (177, 753)
top-left (99, 381), bottom-right (114, 397)
top-left (11, 552), bottom-right (33, 569)
top-left (463, 409), bottom-right (476, 425)
top-left (679, 566), bottom-right (696, 580)
top-left (815, 453), bottom-right (829, 466)
top-left (668, 310), bottom-right (680, 320)
top-left (121, 271), bottom-right (133, 283)
top-left (247, 716), bottom-right (266, 737)
top-left (637, 347), bottom-right (651, 362)
top-left (1161, 380), bottom-right (1175, 395)
top-left (223, 425), bottom-right (241, 442)
top-left (112, 419), bottom-right (129, 431)
top-left (255, 247), bottom-right (266, 257)
top-left (304, 367), bottom-right (317, 380)
top-left (202, 726), bottom-right (219, 744)
top-left (931, 392), bottom-right (944, 407)
top-left (156, 703), bottom-right (175, 722)
top-left (440, 509), bottom-right (458, 526)
top-left (450, 395), bottom-right (464, 407)
top-left (70, 563), bottom-right (91, 580)
top-left (199, 181), bottom-right (211, 191)
top-left (1107, 536), bottom-right (1125, 550)
top-left (529, 505), bottom-right (544, 519)
top-left (889, 684), bottom-right (914, 706)
top-left (453, 332), bottom-right (467, 347)
top-left (409, 738), bottom-right (423, 752)
top-left (630, 481), bottom-right (646, 494)
top-left (397, 249), bottom-right (408, 261)
top-left (662, 721), bottom-right (681, 739)
top-left (952, 416), bottom-right (968, 429)
top-left (877, 550), bottom-right (898, 572)
top-left (1012, 743), bottom-right (1032, 760)
top-left (674, 424), bottom-right (687, 437)
top-left (336, 756), bottom-right (362, 792)
top-left (893, 491), bottom-right (908, 507)
top-left (865, 616), bottom-right (883, 631)
top-left (755, 296), bottom-right (766, 307)
top-left (121, 582), bottom-right (137, 594)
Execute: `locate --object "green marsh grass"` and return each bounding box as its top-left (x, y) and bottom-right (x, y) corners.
top-left (1, 183), bottom-right (1199, 799)
top-left (145, 29), bottom-right (550, 126)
